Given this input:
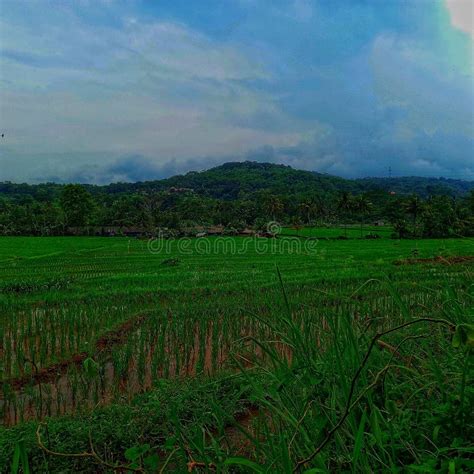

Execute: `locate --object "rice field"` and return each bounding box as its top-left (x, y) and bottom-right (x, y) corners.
top-left (0, 235), bottom-right (473, 472)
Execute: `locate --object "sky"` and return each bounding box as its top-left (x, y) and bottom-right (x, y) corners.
top-left (0, 0), bottom-right (473, 184)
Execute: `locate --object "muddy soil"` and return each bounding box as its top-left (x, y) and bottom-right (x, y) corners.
top-left (3, 314), bottom-right (147, 392)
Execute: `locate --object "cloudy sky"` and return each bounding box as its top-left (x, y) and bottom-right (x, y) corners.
top-left (0, 0), bottom-right (473, 183)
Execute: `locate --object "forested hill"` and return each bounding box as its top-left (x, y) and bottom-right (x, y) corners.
top-left (163, 162), bottom-right (474, 198)
top-left (1, 161), bottom-right (473, 200)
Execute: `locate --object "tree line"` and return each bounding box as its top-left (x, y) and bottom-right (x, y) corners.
top-left (0, 182), bottom-right (473, 238)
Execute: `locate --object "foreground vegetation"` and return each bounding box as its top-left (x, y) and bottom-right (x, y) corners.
top-left (0, 235), bottom-right (473, 472)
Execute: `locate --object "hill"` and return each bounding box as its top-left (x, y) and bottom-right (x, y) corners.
top-left (1, 161), bottom-right (473, 200)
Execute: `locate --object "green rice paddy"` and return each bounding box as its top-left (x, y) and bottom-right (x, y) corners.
top-left (0, 234), bottom-right (473, 472)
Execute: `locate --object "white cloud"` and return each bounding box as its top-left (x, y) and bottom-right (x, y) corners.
top-left (0, 3), bottom-right (313, 182)
top-left (125, 21), bottom-right (267, 81)
top-left (445, 0), bottom-right (474, 38)
top-left (1, 0), bottom-right (472, 183)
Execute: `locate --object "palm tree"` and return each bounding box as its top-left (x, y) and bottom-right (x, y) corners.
top-left (299, 197), bottom-right (325, 225)
top-left (337, 192), bottom-right (354, 237)
top-left (264, 195), bottom-right (283, 221)
top-left (353, 195), bottom-right (372, 237)
top-left (298, 201), bottom-right (310, 224)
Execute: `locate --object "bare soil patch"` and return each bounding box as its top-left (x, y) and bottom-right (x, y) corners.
top-left (3, 314), bottom-right (147, 392)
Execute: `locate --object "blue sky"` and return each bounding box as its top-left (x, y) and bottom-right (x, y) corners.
top-left (0, 0), bottom-right (472, 183)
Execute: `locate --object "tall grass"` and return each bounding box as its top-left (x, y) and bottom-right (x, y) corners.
top-left (186, 278), bottom-right (473, 472)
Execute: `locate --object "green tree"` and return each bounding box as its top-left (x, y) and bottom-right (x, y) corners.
top-left (403, 195), bottom-right (423, 236)
top-left (60, 184), bottom-right (95, 228)
top-left (467, 190), bottom-right (474, 214)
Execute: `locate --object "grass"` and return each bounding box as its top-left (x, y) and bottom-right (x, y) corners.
top-left (0, 234), bottom-right (473, 472)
